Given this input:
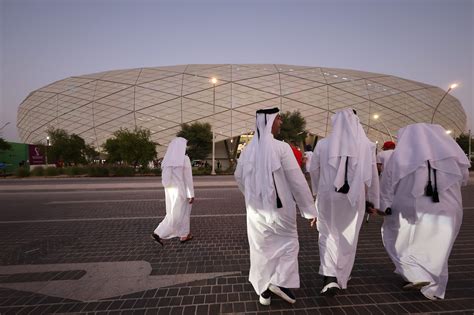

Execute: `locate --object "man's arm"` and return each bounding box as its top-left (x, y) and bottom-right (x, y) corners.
top-left (183, 156), bottom-right (195, 201)
top-left (281, 143), bottom-right (317, 220)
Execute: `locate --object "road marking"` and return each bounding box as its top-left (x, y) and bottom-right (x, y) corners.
top-left (0, 213), bottom-right (246, 224)
top-left (0, 261), bottom-right (239, 302)
top-left (45, 197), bottom-right (224, 205)
top-left (0, 187), bottom-right (241, 195)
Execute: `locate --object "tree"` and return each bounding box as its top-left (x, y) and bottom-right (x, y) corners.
top-left (47, 128), bottom-right (90, 165)
top-left (276, 111), bottom-right (307, 145)
top-left (176, 122), bottom-right (212, 161)
top-left (456, 133), bottom-right (473, 157)
top-left (103, 127), bottom-right (157, 168)
top-left (0, 138), bottom-right (11, 151)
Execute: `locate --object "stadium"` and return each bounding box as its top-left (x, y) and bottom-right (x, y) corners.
top-left (17, 64), bottom-right (466, 158)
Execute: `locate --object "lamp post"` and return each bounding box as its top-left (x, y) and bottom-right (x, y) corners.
top-left (210, 77), bottom-right (217, 175)
top-left (372, 114), bottom-right (394, 142)
top-left (46, 136), bottom-right (50, 165)
top-left (430, 83), bottom-right (458, 124)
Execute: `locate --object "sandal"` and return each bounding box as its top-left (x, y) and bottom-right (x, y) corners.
top-left (151, 233), bottom-right (164, 247)
top-left (180, 234), bottom-right (194, 243)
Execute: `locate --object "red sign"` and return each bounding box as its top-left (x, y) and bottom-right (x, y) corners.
top-left (28, 144), bottom-right (45, 165)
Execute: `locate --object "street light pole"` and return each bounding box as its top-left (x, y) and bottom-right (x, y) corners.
top-left (430, 83), bottom-right (458, 124)
top-left (46, 136), bottom-right (50, 165)
top-left (372, 114), bottom-right (394, 142)
top-left (211, 77), bottom-right (217, 175)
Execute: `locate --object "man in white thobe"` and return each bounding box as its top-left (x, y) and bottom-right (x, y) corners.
top-left (377, 140), bottom-right (396, 174)
top-left (151, 137), bottom-right (195, 246)
top-left (380, 123), bottom-right (470, 300)
top-left (309, 108), bottom-right (380, 296)
top-left (235, 107), bottom-right (317, 306)
top-left (303, 144), bottom-right (313, 174)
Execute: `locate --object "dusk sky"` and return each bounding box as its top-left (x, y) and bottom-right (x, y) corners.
top-left (1, 0), bottom-right (473, 142)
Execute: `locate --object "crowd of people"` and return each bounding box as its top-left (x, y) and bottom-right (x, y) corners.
top-left (151, 107), bottom-right (470, 306)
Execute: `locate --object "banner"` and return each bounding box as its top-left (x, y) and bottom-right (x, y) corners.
top-left (28, 144), bottom-right (45, 165)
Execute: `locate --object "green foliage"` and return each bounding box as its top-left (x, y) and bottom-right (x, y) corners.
top-left (83, 145), bottom-right (100, 163)
top-left (15, 167), bottom-right (30, 177)
top-left (30, 166), bottom-right (44, 176)
top-left (455, 133), bottom-right (473, 155)
top-left (103, 128), bottom-right (156, 167)
top-left (87, 166), bottom-right (110, 177)
top-left (63, 166), bottom-right (87, 176)
top-left (276, 111), bottom-right (307, 145)
top-left (47, 128), bottom-right (93, 165)
top-left (45, 167), bottom-right (60, 176)
top-left (0, 138), bottom-right (12, 151)
top-left (109, 166), bottom-right (135, 177)
top-left (177, 122), bottom-right (212, 160)
top-left (192, 167), bottom-right (211, 175)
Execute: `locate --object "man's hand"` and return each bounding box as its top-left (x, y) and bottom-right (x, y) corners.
top-left (367, 206), bottom-right (378, 215)
top-left (188, 197), bottom-right (195, 204)
top-left (310, 218), bottom-right (317, 228)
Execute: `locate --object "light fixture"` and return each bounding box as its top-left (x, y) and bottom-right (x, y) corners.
top-left (373, 114), bottom-right (379, 120)
top-left (446, 130), bottom-right (452, 135)
top-left (431, 83), bottom-right (459, 123)
top-left (211, 77), bottom-right (218, 84)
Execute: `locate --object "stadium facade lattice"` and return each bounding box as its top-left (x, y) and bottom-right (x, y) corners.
top-left (17, 64), bottom-right (466, 154)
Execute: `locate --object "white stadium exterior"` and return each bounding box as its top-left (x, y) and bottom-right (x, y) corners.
top-left (17, 64), bottom-right (466, 156)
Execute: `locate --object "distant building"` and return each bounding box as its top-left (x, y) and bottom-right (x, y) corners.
top-left (17, 64), bottom-right (466, 157)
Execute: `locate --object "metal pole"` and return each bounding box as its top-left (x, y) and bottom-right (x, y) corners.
top-left (46, 138), bottom-right (50, 165)
top-left (211, 84), bottom-right (216, 175)
top-left (430, 87), bottom-right (452, 124)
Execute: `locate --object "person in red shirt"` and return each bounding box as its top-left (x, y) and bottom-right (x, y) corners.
top-left (290, 141), bottom-right (303, 167)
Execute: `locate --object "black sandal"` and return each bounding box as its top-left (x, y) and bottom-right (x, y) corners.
top-left (151, 233), bottom-right (164, 247)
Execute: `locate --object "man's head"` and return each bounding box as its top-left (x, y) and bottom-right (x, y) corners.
top-left (271, 114), bottom-right (282, 136)
top-left (255, 107), bottom-right (281, 137)
top-left (382, 141), bottom-right (396, 151)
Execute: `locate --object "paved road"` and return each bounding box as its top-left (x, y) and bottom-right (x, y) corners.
top-left (0, 176), bottom-right (473, 314)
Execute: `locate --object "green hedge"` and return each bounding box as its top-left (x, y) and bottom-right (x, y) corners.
top-left (15, 167), bottom-right (30, 177)
top-left (109, 166), bottom-right (135, 177)
top-left (30, 166), bottom-right (44, 176)
top-left (87, 166), bottom-right (110, 177)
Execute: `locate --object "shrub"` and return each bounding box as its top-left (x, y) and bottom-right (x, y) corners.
top-left (31, 166), bottom-right (44, 176)
top-left (192, 168), bottom-right (211, 176)
top-left (63, 166), bottom-right (87, 176)
top-left (87, 166), bottom-right (109, 177)
top-left (110, 166), bottom-right (135, 177)
top-left (45, 167), bottom-right (60, 176)
top-left (151, 168), bottom-right (162, 176)
top-left (15, 167), bottom-right (30, 177)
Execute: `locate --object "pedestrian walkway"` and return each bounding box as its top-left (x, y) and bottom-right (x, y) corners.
top-left (0, 176), bottom-right (473, 314)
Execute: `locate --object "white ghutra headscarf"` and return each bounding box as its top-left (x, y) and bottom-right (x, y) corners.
top-left (237, 107), bottom-right (281, 221)
top-left (161, 137), bottom-right (187, 187)
top-left (386, 123), bottom-right (470, 198)
top-left (327, 108), bottom-right (376, 206)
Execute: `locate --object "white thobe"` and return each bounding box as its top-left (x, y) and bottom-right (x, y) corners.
top-left (310, 138), bottom-right (380, 289)
top-left (376, 149), bottom-right (394, 173)
top-left (380, 164), bottom-right (467, 299)
top-left (235, 139), bottom-right (317, 295)
top-left (304, 151), bottom-right (313, 173)
top-left (154, 156), bottom-right (194, 239)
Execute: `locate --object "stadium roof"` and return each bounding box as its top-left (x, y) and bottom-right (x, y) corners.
top-left (17, 64), bottom-right (466, 153)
